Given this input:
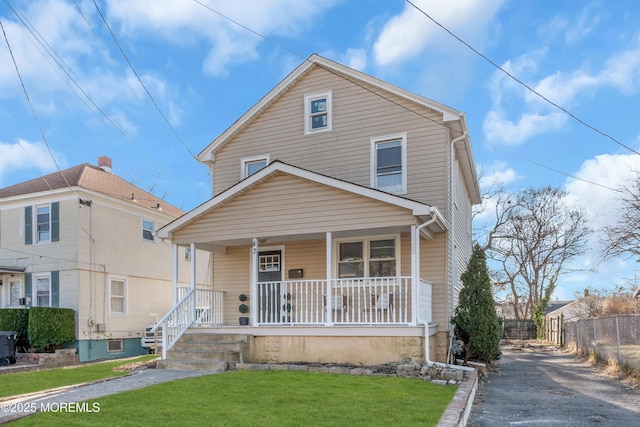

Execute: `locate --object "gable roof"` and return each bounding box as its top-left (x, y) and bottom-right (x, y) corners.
top-left (158, 160), bottom-right (446, 239)
top-left (197, 53), bottom-right (481, 204)
top-left (197, 54), bottom-right (464, 159)
top-left (0, 163), bottom-right (184, 218)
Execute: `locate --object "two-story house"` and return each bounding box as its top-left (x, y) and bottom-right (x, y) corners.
top-left (156, 54), bottom-right (481, 366)
top-left (0, 156), bottom-right (208, 361)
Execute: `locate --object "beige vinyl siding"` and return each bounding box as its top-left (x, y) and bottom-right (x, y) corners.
top-left (452, 159), bottom-right (473, 310)
top-left (213, 245), bottom-right (251, 323)
top-left (212, 66), bottom-right (449, 212)
top-left (173, 173), bottom-right (417, 244)
top-left (421, 233), bottom-right (448, 329)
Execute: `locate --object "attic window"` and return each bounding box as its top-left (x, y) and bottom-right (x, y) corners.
top-left (304, 91), bottom-right (332, 134)
top-left (241, 155), bottom-right (270, 179)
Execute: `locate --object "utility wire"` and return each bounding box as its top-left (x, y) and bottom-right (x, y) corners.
top-left (500, 149), bottom-right (623, 193)
top-left (92, 0), bottom-right (207, 173)
top-left (192, 0), bottom-right (632, 194)
top-left (4, 0), bottom-right (127, 137)
top-left (405, 0), bottom-right (640, 156)
top-left (1, 20), bottom-right (80, 199)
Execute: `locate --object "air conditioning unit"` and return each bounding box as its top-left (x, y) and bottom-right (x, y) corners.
top-left (96, 323), bottom-right (107, 332)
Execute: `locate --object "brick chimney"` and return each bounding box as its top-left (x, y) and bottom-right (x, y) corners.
top-left (98, 156), bottom-right (112, 173)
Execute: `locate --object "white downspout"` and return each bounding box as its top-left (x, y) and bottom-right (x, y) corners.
top-left (449, 132), bottom-right (466, 325)
top-left (416, 208), bottom-right (473, 371)
top-left (171, 244), bottom-right (178, 305)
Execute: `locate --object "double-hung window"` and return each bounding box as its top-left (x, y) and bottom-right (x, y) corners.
top-left (304, 91), bottom-right (332, 134)
top-left (371, 133), bottom-right (407, 194)
top-left (142, 219), bottom-right (155, 242)
top-left (337, 237), bottom-right (398, 278)
top-left (110, 277), bottom-right (127, 315)
top-left (241, 155), bottom-right (270, 179)
top-left (35, 274), bottom-right (50, 307)
top-left (25, 202), bottom-right (59, 245)
top-left (36, 205), bottom-right (50, 242)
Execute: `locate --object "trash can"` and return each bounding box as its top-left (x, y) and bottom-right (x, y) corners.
top-left (0, 332), bottom-right (18, 366)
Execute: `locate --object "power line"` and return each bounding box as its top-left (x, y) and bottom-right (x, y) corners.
top-left (91, 0), bottom-right (207, 174)
top-left (405, 0), bottom-right (640, 156)
top-left (500, 149), bottom-right (623, 193)
top-left (1, 20), bottom-right (80, 199)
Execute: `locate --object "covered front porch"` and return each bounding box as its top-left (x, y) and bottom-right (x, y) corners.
top-left (155, 163), bottom-right (448, 358)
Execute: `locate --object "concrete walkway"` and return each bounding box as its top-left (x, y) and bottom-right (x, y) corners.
top-left (0, 367), bottom-right (216, 423)
top-left (468, 343), bottom-right (640, 426)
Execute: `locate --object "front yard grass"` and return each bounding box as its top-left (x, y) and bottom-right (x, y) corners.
top-left (12, 370), bottom-right (457, 426)
top-left (0, 355), bottom-right (157, 398)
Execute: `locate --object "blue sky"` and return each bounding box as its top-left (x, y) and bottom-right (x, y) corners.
top-left (1, 0), bottom-right (639, 300)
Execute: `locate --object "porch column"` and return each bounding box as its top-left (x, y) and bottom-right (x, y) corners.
top-left (251, 238), bottom-right (259, 326)
top-left (411, 225), bottom-right (418, 326)
top-left (325, 231), bottom-right (333, 325)
top-left (190, 242), bottom-right (196, 290)
top-left (172, 244), bottom-right (178, 305)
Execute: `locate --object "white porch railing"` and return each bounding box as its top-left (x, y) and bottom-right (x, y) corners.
top-left (257, 277), bottom-right (414, 325)
top-left (152, 288), bottom-right (223, 359)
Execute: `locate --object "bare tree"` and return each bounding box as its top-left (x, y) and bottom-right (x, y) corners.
top-left (602, 171), bottom-right (640, 259)
top-left (481, 186), bottom-right (592, 320)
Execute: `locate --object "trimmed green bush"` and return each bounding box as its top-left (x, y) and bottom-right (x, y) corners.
top-left (0, 308), bottom-right (29, 351)
top-left (27, 307), bottom-right (75, 352)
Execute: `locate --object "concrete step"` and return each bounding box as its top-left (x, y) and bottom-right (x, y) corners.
top-left (157, 359), bottom-right (228, 371)
top-left (166, 349), bottom-right (241, 362)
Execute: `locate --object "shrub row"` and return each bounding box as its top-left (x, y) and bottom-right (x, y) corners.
top-left (0, 307), bottom-right (75, 352)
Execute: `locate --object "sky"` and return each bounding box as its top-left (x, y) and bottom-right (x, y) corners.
top-left (1, 0), bottom-right (639, 301)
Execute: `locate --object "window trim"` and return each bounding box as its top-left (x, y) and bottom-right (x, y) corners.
top-left (304, 90), bottom-right (332, 135)
top-left (35, 203), bottom-right (51, 244)
top-left (334, 235), bottom-right (401, 279)
top-left (241, 154), bottom-right (270, 179)
top-left (34, 273), bottom-right (51, 307)
top-left (109, 276), bottom-right (127, 316)
top-left (370, 133), bottom-right (407, 194)
top-left (142, 219), bottom-right (155, 243)
top-left (107, 339), bottom-right (124, 352)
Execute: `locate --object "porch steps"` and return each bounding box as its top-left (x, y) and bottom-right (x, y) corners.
top-left (156, 332), bottom-right (250, 372)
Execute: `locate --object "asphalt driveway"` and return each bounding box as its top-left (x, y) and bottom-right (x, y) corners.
top-left (468, 342), bottom-right (640, 426)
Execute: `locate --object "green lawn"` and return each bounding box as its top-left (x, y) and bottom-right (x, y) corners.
top-left (0, 356), bottom-right (157, 398)
top-left (11, 370), bottom-right (457, 426)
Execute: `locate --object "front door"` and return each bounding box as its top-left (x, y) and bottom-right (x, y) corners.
top-left (257, 250), bottom-right (282, 323)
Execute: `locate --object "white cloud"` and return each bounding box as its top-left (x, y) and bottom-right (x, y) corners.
top-left (483, 35), bottom-right (640, 146)
top-left (372, 0), bottom-right (504, 67)
top-left (106, 0), bottom-right (339, 76)
top-left (564, 153), bottom-right (640, 230)
top-left (478, 161), bottom-right (521, 189)
top-left (0, 139), bottom-right (59, 185)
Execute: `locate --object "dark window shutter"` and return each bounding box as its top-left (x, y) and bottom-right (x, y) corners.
top-left (25, 206), bottom-right (33, 245)
top-left (51, 271), bottom-right (59, 307)
top-left (24, 273), bottom-right (32, 306)
top-left (51, 202), bottom-right (59, 242)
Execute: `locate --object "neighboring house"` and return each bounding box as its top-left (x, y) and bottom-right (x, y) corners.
top-left (0, 157), bottom-right (207, 361)
top-left (157, 54), bottom-right (481, 365)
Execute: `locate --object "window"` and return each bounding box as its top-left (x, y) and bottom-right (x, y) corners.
top-left (304, 91), bottom-right (332, 134)
top-left (142, 219), bottom-right (155, 242)
top-left (110, 277), bottom-right (126, 315)
top-left (35, 274), bottom-right (50, 307)
top-left (241, 155), bottom-right (270, 179)
top-left (337, 237), bottom-right (398, 278)
top-left (107, 339), bottom-right (123, 352)
top-left (259, 253), bottom-right (280, 272)
top-left (25, 202), bottom-right (59, 245)
top-left (36, 205), bottom-right (50, 242)
top-left (9, 280), bottom-right (21, 307)
top-left (371, 133), bottom-right (407, 194)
